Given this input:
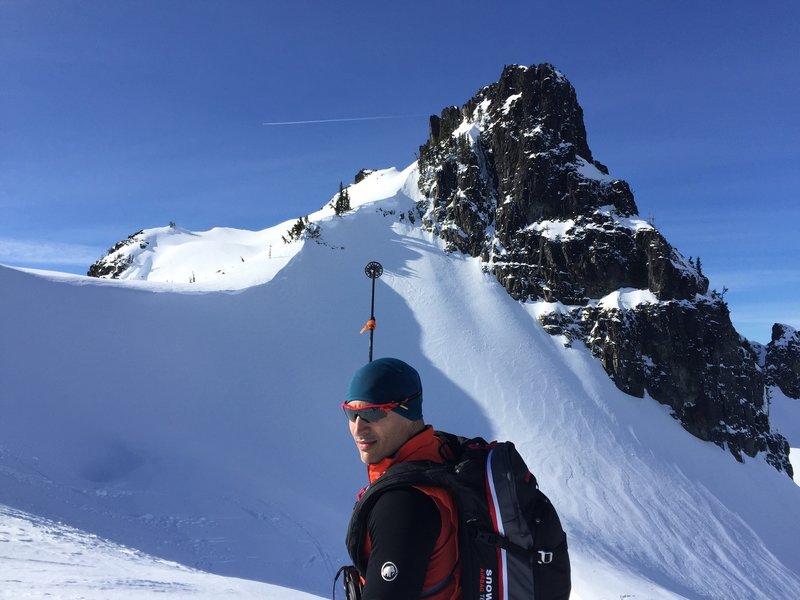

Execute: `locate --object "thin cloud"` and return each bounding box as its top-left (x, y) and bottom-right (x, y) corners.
top-left (728, 302), bottom-right (800, 343)
top-left (707, 268), bottom-right (800, 292)
top-left (0, 238), bottom-right (102, 267)
top-left (262, 114), bottom-right (425, 126)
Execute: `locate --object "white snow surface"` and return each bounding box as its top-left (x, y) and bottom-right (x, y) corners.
top-left (2, 165), bottom-right (800, 598)
top-left (595, 288), bottom-right (659, 310)
top-left (574, 156), bottom-right (616, 182)
top-left (525, 218), bottom-right (577, 239)
top-left (0, 505), bottom-right (319, 599)
top-left (92, 223), bottom-right (302, 291)
top-left (502, 93), bottom-right (522, 114)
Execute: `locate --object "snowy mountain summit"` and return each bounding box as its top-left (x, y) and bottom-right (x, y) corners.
top-left (88, 64), bottom-right (796, 476)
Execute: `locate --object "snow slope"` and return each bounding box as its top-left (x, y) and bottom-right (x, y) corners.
top-left (2, 165), bottom-right (800, 598)
top-left (0, 505), bottom-right (322, 599)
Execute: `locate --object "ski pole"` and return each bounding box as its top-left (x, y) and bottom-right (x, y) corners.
top-left (361, 261), bottom-right (383, 362)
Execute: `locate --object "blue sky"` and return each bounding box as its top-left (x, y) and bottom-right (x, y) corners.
top-left (1, 0), bottom-right (798, 343)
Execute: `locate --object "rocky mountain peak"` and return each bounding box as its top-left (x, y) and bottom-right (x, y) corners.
top-left (418, 63), bottom-right (703, 304)
top-left (429, 64), bottom-right (595, 166)
top-left (416, 63), bottom-right (792, 475)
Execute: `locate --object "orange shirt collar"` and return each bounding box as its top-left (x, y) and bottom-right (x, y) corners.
top-left (367, 426), bottom-right (441, 483)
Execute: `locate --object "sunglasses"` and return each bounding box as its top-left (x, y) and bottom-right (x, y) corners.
top-left (341, 392), bottom-right (419, 423)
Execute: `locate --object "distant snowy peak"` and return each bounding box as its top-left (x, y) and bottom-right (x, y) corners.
top-left (415, 63), bottom-right (791, 474)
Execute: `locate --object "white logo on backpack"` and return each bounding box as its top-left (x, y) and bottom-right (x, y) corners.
top-left (381, 561), bottom-right (398, 581)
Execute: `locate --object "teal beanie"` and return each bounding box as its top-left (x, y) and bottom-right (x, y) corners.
top-left (346, 357), bottom-right (423, 420)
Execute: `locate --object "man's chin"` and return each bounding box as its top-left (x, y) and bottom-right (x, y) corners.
top-left (359, 448), bottom-right (385, 464)
top-left (356, 440), bottom-right (378, 461)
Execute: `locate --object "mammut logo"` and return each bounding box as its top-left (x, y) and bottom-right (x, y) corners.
top-left (479, 567), bottom-right (494, 599)
top-left (381, 561), bottom-right (398, 582)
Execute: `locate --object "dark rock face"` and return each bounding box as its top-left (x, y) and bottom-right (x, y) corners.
top-left (354, 169), bottom-right (376, 184)
top-left (417, 64), bottom-right (792, 475)
top-left (765, 324), bottom-right (800, 399)
top-left (87, 230), bottom-right (145, 278)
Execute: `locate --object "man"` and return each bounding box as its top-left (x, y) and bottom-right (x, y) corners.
top-left (342, 357), bottom-right (461, 600)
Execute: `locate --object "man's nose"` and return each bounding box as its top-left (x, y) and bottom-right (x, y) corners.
top-left (353, 416), bottom-right (370, 433)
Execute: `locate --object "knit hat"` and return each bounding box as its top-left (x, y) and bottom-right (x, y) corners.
top-left (346, 357), bottom-right (423, 421)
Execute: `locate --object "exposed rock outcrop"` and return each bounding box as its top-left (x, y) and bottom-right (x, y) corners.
top-left (87, 230), bottom-right (146, 278)
top-left (765, 324), bottom-right (800, 399)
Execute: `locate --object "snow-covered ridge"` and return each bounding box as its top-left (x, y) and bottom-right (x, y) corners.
top-left (95, 224), bottom-right (300, 289)
top-left (84, 165), bottom-right (419, 292)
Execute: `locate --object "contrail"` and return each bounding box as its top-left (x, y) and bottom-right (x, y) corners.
top-left (262, 114), bottom-right (424, 126)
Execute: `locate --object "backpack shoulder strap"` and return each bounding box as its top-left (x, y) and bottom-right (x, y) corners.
top-left (345, 460), bottom-right (451, 575)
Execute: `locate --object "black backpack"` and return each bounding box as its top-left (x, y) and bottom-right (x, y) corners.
top-left (342, 431), bottom-right (571, 600)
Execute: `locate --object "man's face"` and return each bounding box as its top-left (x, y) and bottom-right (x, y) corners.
top-left (347, 401), bottom-right (418, 464)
